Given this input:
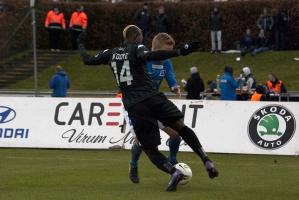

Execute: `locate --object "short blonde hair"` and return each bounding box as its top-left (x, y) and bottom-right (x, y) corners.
top-left (152, 33), bottom-right (175, 51)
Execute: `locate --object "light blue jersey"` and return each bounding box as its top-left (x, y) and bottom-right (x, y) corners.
top-left (146, 59), bottom-right (178, 91)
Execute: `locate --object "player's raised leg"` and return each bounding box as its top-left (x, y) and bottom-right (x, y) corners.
top-left (171, 121), bottom-right (219, 178)
top-left (154, 94), bottom-right (219, 179)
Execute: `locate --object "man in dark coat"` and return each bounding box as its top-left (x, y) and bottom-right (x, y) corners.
top-left (183, 66), bottom-right (205, 99)
top-left (210, 7), bottom-right (223, 53)
top-left (134, 3), bottom-right (151, 44)
top-left (155, 5), bottom-right (171, 33)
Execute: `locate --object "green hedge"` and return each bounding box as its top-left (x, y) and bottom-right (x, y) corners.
top-left (1, 0), bottom-right (299, 59)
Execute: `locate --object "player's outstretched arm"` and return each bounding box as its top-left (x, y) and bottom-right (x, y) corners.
top-left (164, 60), bottom-right (180, 95)
top-left (137, 42), bottom-right (199, 61)
top-left (77, 33), bottom-right (110, 65)
top-left (138, 48), bottom-right (180, 61)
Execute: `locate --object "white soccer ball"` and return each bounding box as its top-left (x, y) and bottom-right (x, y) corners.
top-left (236, 57), bottom-right (241, 61)
top-left (174, 162), bottom-right (192, 185)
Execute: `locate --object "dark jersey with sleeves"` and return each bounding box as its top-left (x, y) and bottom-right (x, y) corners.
top-left (79, 42), bottom-right (179, 108)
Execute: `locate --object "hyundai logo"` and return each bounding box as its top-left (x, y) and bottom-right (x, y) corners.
top-left (0, 106), bottom-right (16, 124)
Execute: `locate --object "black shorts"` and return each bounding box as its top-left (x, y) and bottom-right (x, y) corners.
top-left (127, 93), bottom-right (183, 149)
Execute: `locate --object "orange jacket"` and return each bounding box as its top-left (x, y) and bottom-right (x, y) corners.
top-left (267, 80), bottom-right (282, 94)
top-left (251, 92), bottom-right (263, 101)
top-left (69, 11), bottom-right (88, 30)
top-left (45, 10), bottom-right (66, 29)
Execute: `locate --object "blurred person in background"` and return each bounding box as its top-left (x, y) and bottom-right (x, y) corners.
top-left (251, 84), bottom-right (267, 101)
top-left (257, 8), bottom-right (273, 46)
top-left (49, 65), bottom-right (70, 97)
top-left (240, 28), bottom-right (255, 56)
top-left (251, 30), bottom-right (270, 55)
top-left (272, 8), bottom-right (288, 51)
top-left (45, 7), bottom-right (66, 51)
top-left (0, 1), bottom-right (5, 12)
top-left (220, 66), bottom-right (240, 100)
top-left (266, 73), bottom-right (287, 94)
top-left (206, 80), bottom-right (217, 93)
top-left (210, 7), bottom-right (223, 54)
top-left (154, 5), bottom-right (171, 33)
top-left (242, 66), bottom-right (256, 93)
top-left (69, 6), bottom-right (88, 49)
top-left (182, 66), bottom-right (205, 99)
top-left (134, 3), bottom-right (151, 44)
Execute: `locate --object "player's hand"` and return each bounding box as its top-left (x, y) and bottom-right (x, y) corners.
top-left (171, 85), bottom-right (181, 96)
top-left (77, 32), bottom-right (88, 45)
top-left (179, 42), bottom-right (199, 56)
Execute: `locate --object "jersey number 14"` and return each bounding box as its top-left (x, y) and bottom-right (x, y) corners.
top-left (111, 60), bottom-right (133, 86)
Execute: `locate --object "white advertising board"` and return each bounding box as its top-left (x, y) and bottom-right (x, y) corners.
top-left (0, 97), bottom-right (298, 155)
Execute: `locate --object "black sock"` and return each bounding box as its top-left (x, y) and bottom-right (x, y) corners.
top-left (143, 147), bottom-right (176, 174)
top-left (178, 126), bottom-right (210, 164)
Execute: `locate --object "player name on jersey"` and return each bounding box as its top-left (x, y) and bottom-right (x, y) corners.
top-left (112, 53), bottom-right (128, 60)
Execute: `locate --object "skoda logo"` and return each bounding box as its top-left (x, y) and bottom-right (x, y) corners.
top-left (0, 106), bottom-right (16, 124)
top-left (248, 105), bottom-right (296, 150)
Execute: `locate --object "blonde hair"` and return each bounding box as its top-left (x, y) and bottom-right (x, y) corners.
top-left (152, 33), bottom-right (175, 51)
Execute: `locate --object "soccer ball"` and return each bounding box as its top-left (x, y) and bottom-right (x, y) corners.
top-left (174, 162), bottom-right (192, 185)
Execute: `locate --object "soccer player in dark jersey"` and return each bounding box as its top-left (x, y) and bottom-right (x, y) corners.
top-left (129, 33), bottom-right (181, 184)
top-left (78, 25), bottom-right (218, 191)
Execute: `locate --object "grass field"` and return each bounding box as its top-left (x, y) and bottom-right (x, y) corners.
top-left (8, 51), bottom-right (299, 91)
top-left (1, 148), bottom-right (299, 200)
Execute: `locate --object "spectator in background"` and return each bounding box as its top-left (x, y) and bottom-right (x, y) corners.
top-left (154, 5), bottom-right (171, 33)
top-left (206, 80), bottom-right (217, 93)
top-left (251, 84), bottom-right (267, 101)
top-left (252, 30), bottom-right (270, 55)
top-left (182, 66), bottom-right (205, 99)
top-left (134, 3), bottom-right (151, 44)
top-left (273, 8), bottom-right (288, 50)
top-left (49, 65), bottom-right (70, 97)
top-left (0, 1), bottom-right (4, 20)
top-left (220, 66), bottom-right (240, 100)
top-left (240, 28), bottom-right (255, 56)
top-left (45, 7), bottom-right (66, 52)
top-left (210, 7), bottom-right (223, 54)
top-left (69, 6), bottom-right (88, 49)
top-left (266, 73), bottom-right (287, 94)
top-left (257, 8), bottom-right (273, 46)
top-left (0, 1), bottom-right (5, 12)
top-left (242, 66), bottom-right (256, 93)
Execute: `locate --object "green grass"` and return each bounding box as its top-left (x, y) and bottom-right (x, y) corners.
top-left (0, 50), bottom-right (31, 66)
top-left (8, 51), bottom-right (299, 91)
top-left (1, 149), bottom-right (299, 200)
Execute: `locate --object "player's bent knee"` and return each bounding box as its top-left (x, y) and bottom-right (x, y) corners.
top-left (162, 127), bottom-right (179, 139)
top-left (169, 119), bottom-right (185, 132)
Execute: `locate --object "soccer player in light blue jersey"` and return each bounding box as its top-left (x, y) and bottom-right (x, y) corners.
top-left (129, 33), bottom-right (182, 183)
